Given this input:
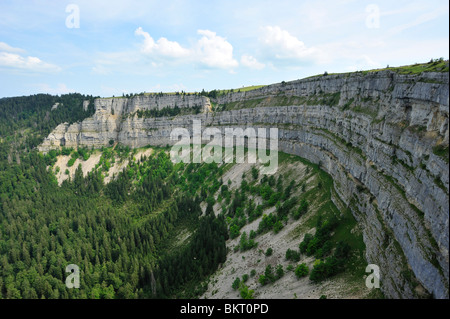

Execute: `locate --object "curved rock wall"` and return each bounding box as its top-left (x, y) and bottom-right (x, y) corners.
top-left (39, 70), bottom-right (449, 298)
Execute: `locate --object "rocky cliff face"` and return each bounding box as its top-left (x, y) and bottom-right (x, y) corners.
top-left (39, 69), bottom-right (449, 299)
top-left (39, 94), bottom-right (211, 150)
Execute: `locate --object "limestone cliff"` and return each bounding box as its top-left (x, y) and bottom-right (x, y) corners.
top-left (39, 94), bottom-right (211, 150)
top-left (39, 67), bottom-right (449, 299)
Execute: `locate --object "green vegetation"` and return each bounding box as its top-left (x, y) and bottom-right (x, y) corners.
top-left (432, 144), bottom-right (449, 164)
top-left (341, 97), bottom-right (355, 111)
top-left (299, 215), bottom-right (338, 258)
top-left (215, 85), bottom-right (266, 95)
top-left (309, 241), bottom-right (351, 282)
top-left (257, 264), bottom-right (284, 286)
top-left (351, 105), bottom-right (378, 119)
top-left (292, 199), bottom-right (308, 220)
top-left (216, 91), bottom-right (343, 111)
top-left (232, 277), bottom-right (241, 290)
top-left (67, 157), bottom-right (76, 167)
top-left (294, 263), bottom-right (309, 278)
top-left (238, 231), bottom-right (258, 252)
top-left (0, 93), bottom-right (96, 150)
top-left (285, 249), bottom-right (301, 262)
top-left (309, 59), bottom-right (448, 79)
top-left (128, 104), bottom-right (203, 119)
top-left (231, 274), bottom-right (254, 299)
top-left (219, 97), bottom-right (266, 111)
top-left (321, 92), bottom-right (341, 107)
top-left (0, 91), bottom-right (373, 299)
top-left (363, 58), bottom-right (449, 75)
top-left (0, 128), bottom-right (228, 299)
top-left (238, 282), bottom-right (254, 299)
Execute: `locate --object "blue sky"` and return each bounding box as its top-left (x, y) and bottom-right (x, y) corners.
top-left (0, 0), bottom-right (448, 98)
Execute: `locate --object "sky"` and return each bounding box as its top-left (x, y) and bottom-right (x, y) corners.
top-left (0, 0), bottom-right (448, 98)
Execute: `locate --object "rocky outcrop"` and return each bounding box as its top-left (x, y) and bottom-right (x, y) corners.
top-left (39, 94), bottom-right (211, 150)
top-left (83, 100), bottom-right (90, 112)
top-left (39, 68), bottom-right (449, 299)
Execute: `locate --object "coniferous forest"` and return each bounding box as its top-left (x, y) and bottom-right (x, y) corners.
top-left (0, 94), bottom-right (228, 298)
top-left (0, 94), bottom-right (364, 300)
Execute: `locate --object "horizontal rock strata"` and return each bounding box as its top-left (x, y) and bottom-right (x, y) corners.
top-left (39, 70), bottom-right (449, 299)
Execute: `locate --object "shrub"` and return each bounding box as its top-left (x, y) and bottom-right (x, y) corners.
top-left (273, 220), bottom-right (283, 233)
top-left (293, 199), bottom-right (308, 220)
top-left (306, 237), bottom-right (320, 256)
top-left (309, 260), bottom-right (329, 282)
top-left (299, 233), bottom-right (313, 253)
top-left (232, 277), bottom-right (241, 290)
top-left (239, 283), bottom-right (254, 299)
top-left (309, 242), bottom-right (351, 282)
top-left (229, 224), bottom-right (240, 239)
top-left (267, 192), bottom-right (282, 206)
top-left (67, 158), bottom-right (76, 167)
top-left (264, 265), bottom-right (276, 283)
top-left (61, 147), bottom-right (73, 156)
top-left (239, 232), bottom-right (257, 251)
top-left (295, 263), bottom-right (309, 278)
top-left (276, 265), bottom-right (284, 279)
top-left (258, 274), bottom-right (267, 286)
top-left (258, 213), bottom-right (276, 233)
top-left (315, 241), bottom-right (333, 258)
top-left (285, 248), bottom-right (301, 262)
top-left (251, 166), bottom-right (259, 180)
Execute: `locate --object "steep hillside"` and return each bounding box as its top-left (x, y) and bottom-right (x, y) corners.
top-left (201, 153), bottom-right (371, 299)
top-left (38, 61), bottom-right (449, 299)
top-left (42, 145), bottom-right (370, 299)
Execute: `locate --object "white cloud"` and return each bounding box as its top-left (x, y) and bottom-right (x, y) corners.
top-left (135, 27), bottom-right (190, 58)
top-left (240, 54), bottom-right (265, 70)
top-left (195, 30), bottom-right (238, 69)
top-left (259, 26), bottom-right (323, 62)
top-left (0, 42), bottom-right (25, 53)
top-left (134, 27), bottom-right (238, 70)
top-left (0, 51), bottom-right (61, 72)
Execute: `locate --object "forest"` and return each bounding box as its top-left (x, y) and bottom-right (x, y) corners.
top-left (0, 94), bottom-right (96, 150)
top-left (0, 142), bottom-right (228, 298)
top-left (0, 94), bottom-right (361, 299)
top-left (0, 94), bottom-right (226, 298)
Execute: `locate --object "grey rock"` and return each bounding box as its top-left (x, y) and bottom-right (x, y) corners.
top-left (39, 70), bottom-right (449, 299)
